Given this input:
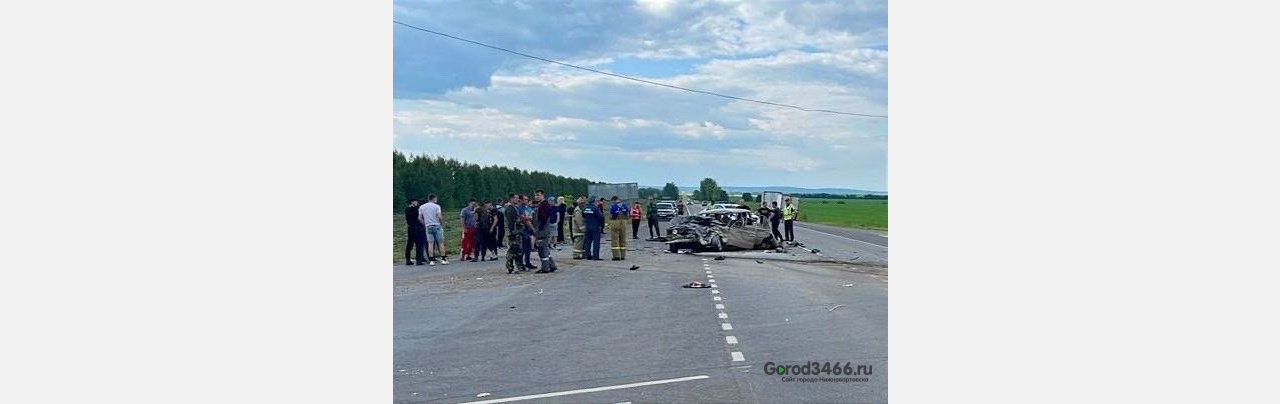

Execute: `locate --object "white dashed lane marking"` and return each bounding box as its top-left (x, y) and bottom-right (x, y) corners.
top-left (715, 304), bottom-right (724, 309)
top-left (731, 352), bottom-right (745, 362)
top-left (713, 296), bottom-right (722, 301)
top-left (718, 313), bottom-right (728, 319)
top-left (721, 323), bottom-right (733, 330)
top-left (725, 336), bottom-right (738, 344)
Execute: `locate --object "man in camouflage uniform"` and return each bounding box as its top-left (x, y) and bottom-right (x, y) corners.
top-left (533, 190), bottom-right (558, 273)
top-left (503, 193), bottom-right (524, 274)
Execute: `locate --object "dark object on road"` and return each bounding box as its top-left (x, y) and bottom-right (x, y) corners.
top-left (508, 306), bottom-right (516, 308)
top-left (659, 208), bottom-right (779, 253)
top-left (811, 249), bottom-right (821, 254)
top-left (683, 281), bottom-right (710, 288)
top-left (755, 260), bottom-right (764, 264)
top-left (629, 265), bottom-right (639, 270)
top-left (714, 256), bottom-right (725, 260)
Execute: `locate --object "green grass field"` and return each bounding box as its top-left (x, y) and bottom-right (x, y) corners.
top-left (796, 198), bottom-right (887, 231)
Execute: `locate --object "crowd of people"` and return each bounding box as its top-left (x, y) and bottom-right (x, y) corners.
top-left (404, 194), bottom-right (800, 273)
top-left (405, 192), bottom-right (667, 274)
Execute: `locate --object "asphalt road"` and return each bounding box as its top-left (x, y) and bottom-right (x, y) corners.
top-left (395, 212), bottom-right (887, 403)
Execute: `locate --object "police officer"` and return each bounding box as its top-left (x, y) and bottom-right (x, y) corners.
top-left (581, 196), bottom-right (603, 260)
top-left (571, 196), bottom-right (585, 259)
top-left (503, 193), bottom-right (524, 273)
top-left (533, 190), bottom-right (558, 273)
top-left (608, 196), bottom-right (629, 260)
top-left (783, 197), bottom-right (797, 243)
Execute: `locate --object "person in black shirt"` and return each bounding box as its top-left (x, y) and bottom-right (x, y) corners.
top-left (404, 198), bottom-right (427, 265)
top-left (492, 200), bottom-right (506, 249)
top-left (769, 201), bottom-right (783, 242)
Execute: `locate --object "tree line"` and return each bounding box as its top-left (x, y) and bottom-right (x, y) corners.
top-left (393, 151), bottom-right (596, 211)
top-left (791, 193), bottom-right (888, 200)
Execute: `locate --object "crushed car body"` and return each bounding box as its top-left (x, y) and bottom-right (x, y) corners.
top-left (658, 208), bottom-right (777, 252)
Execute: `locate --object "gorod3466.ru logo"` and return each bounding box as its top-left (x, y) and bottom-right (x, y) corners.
top-left (764, 362), bottom-right (872, 376)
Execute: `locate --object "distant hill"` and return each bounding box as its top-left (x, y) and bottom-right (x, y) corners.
top-left (642, 185), bottom-right (887, 196)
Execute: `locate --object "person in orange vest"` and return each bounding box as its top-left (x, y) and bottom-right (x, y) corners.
top-left (630, 201), bottom-right (642, 239)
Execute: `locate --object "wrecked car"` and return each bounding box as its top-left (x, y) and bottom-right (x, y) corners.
top-left (659, 208), bottom-right (777, 252)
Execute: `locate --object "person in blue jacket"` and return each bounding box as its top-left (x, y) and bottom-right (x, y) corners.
top-left (581, 196), bottom-right (604, 260)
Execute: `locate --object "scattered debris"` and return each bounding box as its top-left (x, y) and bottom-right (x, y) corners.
top-left (629, 265), bottom-right (639, 270)
top-left (476, 393), bottom-right (491, 398)
top-left (842, 283), bottom-right (855, 287)
top-left (508, 306), bottom-right (516, 309)
top-left (811, 249), bottom-right (821, 254)
top-left (755, 260), bottom-right (764, 264)
top-left (475, 277), bottom-right (483, 280)
top-left (537, 288), bottom-right (544, 294)
top-left (714, 256), bottom-right (725, 261)
top-left (827, 304), bottom-right (845, 312)
top-left (683, 281), bottom-right (711, 288)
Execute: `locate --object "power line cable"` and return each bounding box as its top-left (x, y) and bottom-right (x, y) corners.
top-left (393, 21), bottom-right (887, 118)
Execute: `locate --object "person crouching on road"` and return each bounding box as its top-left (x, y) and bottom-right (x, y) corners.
top-left (571, 197), bottom-right (585, 259)
top-left (630, 201), bottom-right (642, 239)
top-left (533, 190), bottom-right (558, 273)
top-left (581, 196), bottom-right (603, 260)
top-left (608, 196), bottom-right (629, 260)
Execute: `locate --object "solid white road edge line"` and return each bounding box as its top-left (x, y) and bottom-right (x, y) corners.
top-left (459, 375), bottom-right (711, 404)
top-left (794, 225), bottom-right (887, 248)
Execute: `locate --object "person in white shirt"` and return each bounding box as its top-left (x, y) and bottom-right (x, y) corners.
top-left (417, 194), bottom-right (448, 265)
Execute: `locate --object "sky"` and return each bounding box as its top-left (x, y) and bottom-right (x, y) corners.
top-left (393, 0), bottom-right (887, 191)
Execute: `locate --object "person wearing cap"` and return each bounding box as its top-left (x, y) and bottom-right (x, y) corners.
top-left (783, 197), bottom-right (797, 243)
top-left (608, 196), bottom-right (629, 260)
top-left (570, 196), bottom-right (585, 259)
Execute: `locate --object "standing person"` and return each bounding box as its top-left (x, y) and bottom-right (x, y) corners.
top-left (503, 194), bottom-right (523, 273)
top-left (459, 199), bottom-right (477, 262)
top-left (519, 195), bottom-right (536, 270)
top-left (546, 196), bottom-right (560, 250)
top-left (471, 202), bottom-right (491, 262)
top-left (608, 196), bottom-right (629, 260)
top-left (570, 196), bottom-right (585, 259)
top-left (533, 190), bottom-right (558, 273)
top-left (646, 196), bottom-right (660, 239)
top-left (404, 198), bottom-right (426, 266)
top-left (676, 201), bottom-right (686, 216)
top-left (555, 196), bottom-right (567, 247)
top-left (769, 201), bottom-right (783, 242)
top-left (630, 201), bottom-right (642, 239)
top-left (783, 197), bottom-right (797, 243)
top-left (581, 196), bottom-right (603, 260)
top-left (485, 201), bottom-right (499, 258)
top-left (418, 194), bottom-right (448, 265)
top-left (492, 199), bottom-right (506, 249)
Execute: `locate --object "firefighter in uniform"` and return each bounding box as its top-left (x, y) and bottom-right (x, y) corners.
top-left (503, 193), bottom-right (524, 273)
top-left (571, 196), bottom-right (585, 259)
top-left (608, 196), bottom-right (629, 260)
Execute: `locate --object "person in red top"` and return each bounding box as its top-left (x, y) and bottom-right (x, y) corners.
top-left (630, 201), bottom-right (643, 239)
